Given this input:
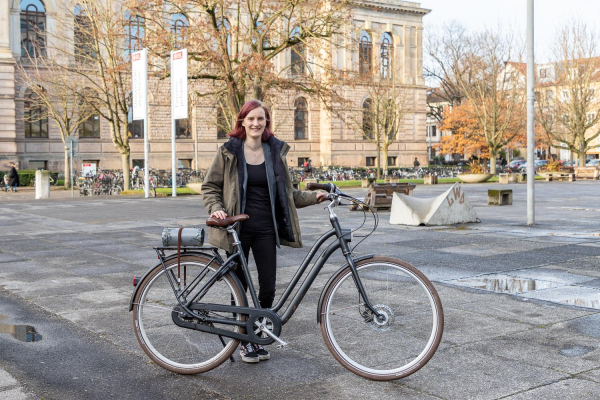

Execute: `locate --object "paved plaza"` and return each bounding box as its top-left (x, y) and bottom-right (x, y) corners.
top-left (1, 181), bottom-right (600, 399)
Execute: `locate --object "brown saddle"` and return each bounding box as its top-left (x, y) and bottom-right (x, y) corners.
top-left (206, 214), bottom-right (249, 227)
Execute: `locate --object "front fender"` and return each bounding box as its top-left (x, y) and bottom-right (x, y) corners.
top-left (316, 254), bottom-right (374, 323)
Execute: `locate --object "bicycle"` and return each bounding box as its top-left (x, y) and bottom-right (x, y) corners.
top-left (129, 183), bottom-right (444, 380)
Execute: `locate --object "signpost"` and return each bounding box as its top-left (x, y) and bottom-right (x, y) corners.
top-left (171, 49), bottom-right (188, 197)
top-left (65, 136), bottom-right (78, 198)
top-left (132, 49), bottom-right (149, 198)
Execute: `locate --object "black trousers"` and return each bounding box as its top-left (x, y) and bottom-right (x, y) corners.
top-left (233, 229), bottom-right (277, 309)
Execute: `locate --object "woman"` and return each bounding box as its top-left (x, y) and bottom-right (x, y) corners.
top-left (202, 100), bottom-right (327, 364)
top-left (7, 162), bottom-right (19, 192)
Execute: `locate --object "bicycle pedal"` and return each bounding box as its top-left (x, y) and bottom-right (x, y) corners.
top-left (276, 342), bottom-right (289, 350)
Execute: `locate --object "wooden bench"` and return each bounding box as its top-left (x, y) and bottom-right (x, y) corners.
top-left (543, 172), bottom-right (575, 182)
top-left (357, 183), bottom-right (416, 211)
top-left (575, 167), bottom-right (599, 180)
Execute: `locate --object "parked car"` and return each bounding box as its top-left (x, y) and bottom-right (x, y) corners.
top-left (508, 160), bottom-right (526, 170)
top-left (586, 159), bottom-right (600, 167)
top-left (518, 160), bottom-right (548, 171)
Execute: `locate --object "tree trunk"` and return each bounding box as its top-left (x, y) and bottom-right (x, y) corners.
top-left (376, 145), bottom-right (381, 179)
top-left (382, 146), bottom-right (389, 177)
top-left (121, 152), bottom-right (130, 191)
top-left (64, 147), bottom-right (70, 189)
top-left (489, 153), bottom-right (497, 174)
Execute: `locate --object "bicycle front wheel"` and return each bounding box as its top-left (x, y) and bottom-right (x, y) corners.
top-left (320, 257), bottom-right (443, 380)
top-left (132, 255), bottom-right (246, 374)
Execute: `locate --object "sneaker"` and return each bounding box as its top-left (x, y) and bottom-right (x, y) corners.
top-left (239, 342), bottom-right (259, 363)
top-left (253, 344), bottom-right (270, 361)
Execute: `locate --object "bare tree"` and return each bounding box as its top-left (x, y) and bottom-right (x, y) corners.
top-left (537, 20), bottom-right (600, 166)
top-left (338, 68), bottom-right (410, 179)
top-left (428, 25), bottom-right (526, 173)
top-left (16, 51), bottom-right (93, 188)
top-left (134, 0), bottom-right (351, 123)
top-left (46, 0), bottom-right (137, 189)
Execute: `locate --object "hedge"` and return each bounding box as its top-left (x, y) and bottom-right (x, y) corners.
top-left (0, 170), bottom-right (59, 186)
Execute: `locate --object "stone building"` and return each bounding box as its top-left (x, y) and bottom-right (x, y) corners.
top-left (0, 0), bottom-right (431, 173)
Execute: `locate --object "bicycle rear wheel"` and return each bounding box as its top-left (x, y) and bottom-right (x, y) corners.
top-left (320, 257), bottom-right (443, 380)
top-left (132, 255), bottom-right (246, 374)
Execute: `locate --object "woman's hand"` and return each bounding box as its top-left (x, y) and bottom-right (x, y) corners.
top-left (210, 210), bottom-right (228, 219)
top-left (316, 192), bottom-right (329, 203)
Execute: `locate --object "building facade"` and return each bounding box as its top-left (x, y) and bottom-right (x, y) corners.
top-left (0, 0), bottom-right (431, 173)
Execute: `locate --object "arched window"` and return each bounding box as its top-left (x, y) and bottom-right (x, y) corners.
top-left (380, 32), bottom-right (393, 79)
top-left (125, 11), bottom-right (145, 60)
top-left (294, 97), bottom-right (308, 140)
top-left (24, 88), bottom-right (49, 138)
top-left (384, 99), bottom-right (396, 140)
top-left (215, 18), bottom-right (231, 56)
top-left (290, 27), bottom-right (306, 75)
top-left (359, 31), bottom-right (372, 76)
top-left (74, 4), bottom-right (95, 62)
top-left (216, 105), bottom-right (228, 139)
top-left (20, 0), bottom-right (46, 57)
top-left (171, 13), bottom-right (188, 49)
top-left (176, 119), bottom-right (191, 138)
top-left (362, 98), bottom-right (373, 139)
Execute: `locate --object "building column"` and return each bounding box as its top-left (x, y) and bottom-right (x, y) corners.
top-left (0, 0), bottom-right (18, 162)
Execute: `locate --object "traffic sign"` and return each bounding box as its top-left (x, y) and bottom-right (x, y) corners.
top-left (65, 136), bottom-right (78, 148)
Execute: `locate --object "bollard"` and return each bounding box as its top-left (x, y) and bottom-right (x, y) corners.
top-left (35, 170), bottom-right (50, 199)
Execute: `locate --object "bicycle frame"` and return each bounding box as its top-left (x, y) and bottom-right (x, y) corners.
top-left (153, 195), bottom-right (382, 331)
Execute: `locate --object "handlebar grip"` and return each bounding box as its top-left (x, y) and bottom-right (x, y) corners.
top-left (306, 182), bottom-right (334, 192)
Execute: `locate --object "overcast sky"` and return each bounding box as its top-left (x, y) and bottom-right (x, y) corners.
top-left (420, 0), bottom-right (600, 62)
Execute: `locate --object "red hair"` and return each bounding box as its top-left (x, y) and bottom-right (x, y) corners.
top-left (228, 100), bottom-right (274, 141)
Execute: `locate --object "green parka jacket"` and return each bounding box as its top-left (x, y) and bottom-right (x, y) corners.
top-left (202, 136), bottom-right (318, 253)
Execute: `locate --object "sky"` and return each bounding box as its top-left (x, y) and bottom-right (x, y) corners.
top-left (420, 0), bottom-right (600, 62)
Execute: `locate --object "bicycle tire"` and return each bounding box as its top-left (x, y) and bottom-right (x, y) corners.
top-left (132, 254), bottom-right (247, 374)
top-left (320, 257), bottom-right (443, 381)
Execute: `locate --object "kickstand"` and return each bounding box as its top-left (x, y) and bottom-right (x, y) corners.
top-left (218, 335), bottom-right (235, 362)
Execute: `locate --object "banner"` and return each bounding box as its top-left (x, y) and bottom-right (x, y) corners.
top-left (132, 49), bottom-right (147, 121)
top-left (171, 49), bottom-right (188, 120)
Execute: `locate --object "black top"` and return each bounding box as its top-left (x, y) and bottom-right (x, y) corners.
top-left (242, 162), bottom-right (274, 233)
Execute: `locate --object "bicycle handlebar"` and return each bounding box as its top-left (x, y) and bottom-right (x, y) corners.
top-left (306, 182), bottom-right (335, 192)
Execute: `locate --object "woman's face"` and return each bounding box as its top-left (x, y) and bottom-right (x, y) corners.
top-left (241, 107), bottom-right (267, 140)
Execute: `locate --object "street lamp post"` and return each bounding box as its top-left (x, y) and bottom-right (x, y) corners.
top-left (526, 0), bottom-right (535, 225)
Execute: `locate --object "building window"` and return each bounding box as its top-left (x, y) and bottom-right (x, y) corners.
top-left (297, 157), bottom-right (309, 167)
top-left (540, 68), bottom-right (547, 78)
top-left (127, 101), bottom-right (143, 138)
top-left (380, 32), bottom-right (392, 79)
top-left (429, 125), bottom-right (437, 137)
top-left (294, 97), bottom-right (308, 140)
top-left (359, 31), bottom-right (372, 76)
top-left (217, 105), bottom-right (228, 139)
top-left (29, 160), bottom-right (47, 170)
top-left (387, 156), bottom-right (397, 166)
top-left (366, 157), bottom-right (376, 166)
top-left (132, 159), bottom-right (145, 169)
top-left (178, 159), bottom-right (192, 169)
top-left (587, 113), bottom-right (597, 124)
top-left (362, 98), bottom-right (373, 139)
top-left (171, 13), bottom-right (188, 49)
top-left (175, 118), bottom-right (191, 138)
top-left (125, 12), bottom-right (145, 60)
top-left (546, 90), bottom-right (553, 102)
top-left (74, 4), bottom-right (95, 61)
top-left (79, 114), bottom-right (101, 138)
top-left (20, 0), bottom-right (46, 57)
top-left (290, 27), bottom-right (306, 75)
top-left (24, 89), bottom-right (48, 138)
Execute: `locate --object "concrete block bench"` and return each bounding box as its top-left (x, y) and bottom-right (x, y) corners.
top-left (543, 172), bottom-right (575, 182)
top-left (488, 189), bottom-right (513, 206)
top-left (575, 167), bottom-right (599, 180)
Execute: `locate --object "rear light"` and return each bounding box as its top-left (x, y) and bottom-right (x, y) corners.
top-left (133, 276), bottom-right (141, 287)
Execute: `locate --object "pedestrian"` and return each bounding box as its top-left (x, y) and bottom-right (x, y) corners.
top-left (413, 157), bottom-right (420, 169)
top-left (7, 162), bottom-right (19, 192)
top-left (202, 99), bottom-right (328, 364)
